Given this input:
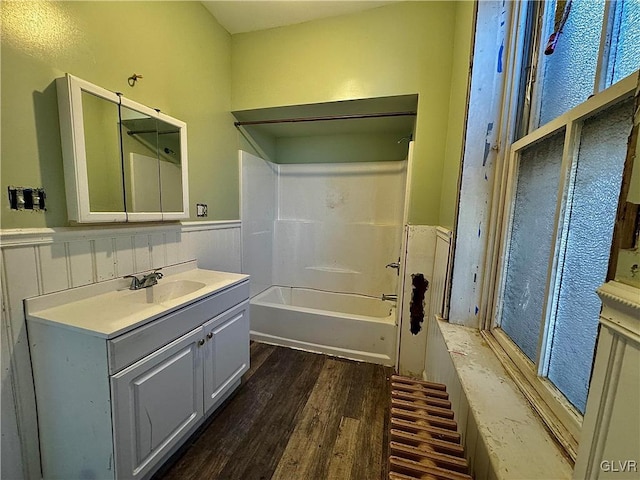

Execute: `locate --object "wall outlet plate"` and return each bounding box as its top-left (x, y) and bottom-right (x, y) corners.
top-left (196, 203), bottom-right (208, 217)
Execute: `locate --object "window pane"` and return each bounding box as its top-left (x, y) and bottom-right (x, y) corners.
top-left (547, 99), bottom-right (633, 413)
top-left (501, 130), bottom-right (565, 361)
top-left (538, 1), bottom-right (605, 126)
top-left (609, 0), bottom-right (640, 85)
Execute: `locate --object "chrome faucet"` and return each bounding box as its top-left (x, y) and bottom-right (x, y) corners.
top-left (124, 269), bottom-right (163, 290)
top-left (381, 293), bottom-right (397, 301)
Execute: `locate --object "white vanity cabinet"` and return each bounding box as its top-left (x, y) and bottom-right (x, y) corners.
top-left (203, 304), bottom-right (250, 413)
top-left (111, 326), bottom-right (204, 480)
top-left (111, 301), bottom-right (249, 479)
top-left (26, 266), bottom-right (249, 480)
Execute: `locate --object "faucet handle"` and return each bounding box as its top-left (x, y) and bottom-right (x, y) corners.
top-left (386, 260), bottom-right (401, 276)
top-left (153, 269), bottom-right (163, 279)
top-left (123, 274), bottom-right (142, 290)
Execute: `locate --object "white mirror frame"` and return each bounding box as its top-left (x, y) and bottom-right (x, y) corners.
top-left (56, 73), bottom-right (189, 223)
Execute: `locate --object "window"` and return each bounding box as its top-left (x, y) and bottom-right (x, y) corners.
top-left (530, 0), bottom-right (640, 128)
top-left (484, 0), bottom-right (639, 455)
top-left (536, 0), bottom-right (605, 126)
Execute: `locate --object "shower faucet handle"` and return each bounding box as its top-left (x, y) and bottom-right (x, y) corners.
top-left (386, 260), bottom-right (400, 275)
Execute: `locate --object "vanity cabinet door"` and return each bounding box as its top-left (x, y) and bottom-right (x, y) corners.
top-left (111, 326), bottom-right (204, 479)
top-left (203, 301), bottom-right (250, 413)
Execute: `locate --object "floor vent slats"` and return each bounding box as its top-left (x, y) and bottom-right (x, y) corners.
top-left (389, 375), bottom-right (471, 480)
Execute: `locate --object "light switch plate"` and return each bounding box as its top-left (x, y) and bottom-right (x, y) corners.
top-left (196, 203), bottom-right (208, 217)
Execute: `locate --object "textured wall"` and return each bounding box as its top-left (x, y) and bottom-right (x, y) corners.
top-left (1, 1), bottom-right (237, 228)
top-left (231, 2), bottom-right (474, 226)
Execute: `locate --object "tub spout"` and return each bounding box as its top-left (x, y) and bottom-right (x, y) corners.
top-left (381, 294), bottom-right (397, 301)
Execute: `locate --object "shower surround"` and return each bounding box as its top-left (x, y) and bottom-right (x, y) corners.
top-left (240, 151), bottom-right (407, 364)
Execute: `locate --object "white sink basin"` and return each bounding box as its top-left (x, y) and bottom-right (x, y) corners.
top-left (126, 280), bottom-right (206, 304)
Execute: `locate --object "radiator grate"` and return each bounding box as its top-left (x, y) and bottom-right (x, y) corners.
top-left (389, 375), bottom-right (472, 480)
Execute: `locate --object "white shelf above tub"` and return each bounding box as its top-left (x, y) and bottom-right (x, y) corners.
top-left (232, 94), bottom-right (418, 164)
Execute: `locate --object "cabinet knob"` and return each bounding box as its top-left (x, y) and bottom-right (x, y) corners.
top-left (206, 332), bottom-right (213, 340)
top-left (198, 339), bottom-right (205, 347)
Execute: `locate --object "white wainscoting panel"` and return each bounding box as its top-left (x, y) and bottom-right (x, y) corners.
top-left (0, 220), bottom-right (240, 480)
top-left (38, 243), bottom-right (69, 294)
top-left (575, 281), bottom-right (640, 479)
top-left (398, 225), bottom-right (437, 377)
top-left (93, 237), bottom-right (117, 282)
top-left (115, 236), bottom-right (136, 277)
top-left (1, 305), bottom-right (25, 480)
top-left (185, 224), bottom-right (242, 274)
top-left (430, 227), bottom-right (453, 321)
top-left (68, 240), bottom-right (94, 287)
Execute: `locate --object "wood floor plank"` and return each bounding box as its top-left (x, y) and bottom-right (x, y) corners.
top-left (350, 364), bottom-right (392, 480)
top-left (216, 350), bottom-right (326, 480)
top-left (343, 361), bottom-right (375, 419)
top-left (157, 346), bottom-right (304, 479)
top-left (326, 416), bottom-right (361, 480)
top-left (307, 360), bottom-right (363, 480)
top-left (154, 344), bottom-right (391, 480)
top-left (243, 341), bottom-right (276, 383)
top-left (271, 358), bottom-right (353, 480)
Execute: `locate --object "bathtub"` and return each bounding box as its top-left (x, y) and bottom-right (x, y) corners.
top-left (250, 286), bottom-right (397, 365)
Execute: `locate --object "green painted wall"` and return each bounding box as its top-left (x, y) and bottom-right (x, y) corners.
top-left (2, 1), bottom-right (474, 229)
top-left (1, 1), bottom-right (237, 228)
top-left (439, 1), bottom-right (475, 229)
top-left (276, 133), bottom-right (409, 164)
top-left (231, 2), bottom-right (472, 225)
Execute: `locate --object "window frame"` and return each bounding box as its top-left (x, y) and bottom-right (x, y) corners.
top-left (478, 0), bottom-right (640, 460)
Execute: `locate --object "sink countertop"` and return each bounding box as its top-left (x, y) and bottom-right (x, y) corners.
top-left (25, 262), bottom-right (249, 339)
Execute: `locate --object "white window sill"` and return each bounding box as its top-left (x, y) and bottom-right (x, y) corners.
top-left (432, 318), bottom-right (573, 479)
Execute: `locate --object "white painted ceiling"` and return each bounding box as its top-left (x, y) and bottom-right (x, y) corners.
top-left (202, 1), bottom-right (397, 34)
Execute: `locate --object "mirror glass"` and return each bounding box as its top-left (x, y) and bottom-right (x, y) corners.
top-left (81, 90), bottom-right (124, 212)
top-left (120, 105), bottom-right (162, 213)
top-left (157, 118), bottom-right (184, 213)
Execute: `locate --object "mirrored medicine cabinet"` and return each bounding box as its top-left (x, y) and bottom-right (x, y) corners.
top-left (56, 74), bottom-right (189, 223)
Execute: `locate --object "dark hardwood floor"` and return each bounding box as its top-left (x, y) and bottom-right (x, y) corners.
top-left (154, 342), bottom-right (393, 480)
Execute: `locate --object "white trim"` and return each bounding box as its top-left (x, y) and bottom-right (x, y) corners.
top-left (0, 221), bottom-right (240, 247)
top-left (57, 74), bottom-right (190, 224)
top-left (435, 226), bottom-right (451, 241)
top-left (512, 72), bottom-right (638, 152)
top-left (478, 0), bottom-right (527, 330)
top-left (538, 121), bottom-right (582, 371)
top-left (180, 220), bottom-right (241, 232)
top-left (56, 74), bottom-right (127, 224)
top-left (0, 225), bottom-right (180, 247)
top-left (597, 281), bottom-right (640, 344)
top-left (492, 328), bottom-right (581, 453)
